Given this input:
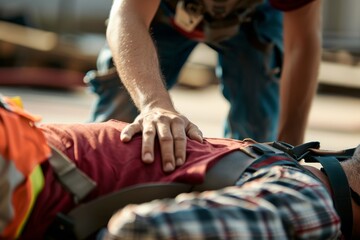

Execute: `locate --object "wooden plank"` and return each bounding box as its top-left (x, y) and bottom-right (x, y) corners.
top-left (0, 21), bottom-right (58, 51)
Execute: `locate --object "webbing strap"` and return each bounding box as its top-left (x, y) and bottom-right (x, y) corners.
top-left (48, 145), bottom-right (97, 203)
top-left (314, 156), bottom-right (353, 240)
top-left (192, 150), bottom-right (258, 191)
top-left (70, 183), bottom-right (192, 239)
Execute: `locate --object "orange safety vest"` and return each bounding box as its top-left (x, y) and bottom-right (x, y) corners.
top-left (0, 96), bottom-right (51, 239)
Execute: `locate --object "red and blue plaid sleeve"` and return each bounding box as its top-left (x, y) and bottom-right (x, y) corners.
top-left (107, 165), bottom-right (341, 239)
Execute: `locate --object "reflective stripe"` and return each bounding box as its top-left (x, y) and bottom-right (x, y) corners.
top-left (15, 165), bottom-right (45, 238)
top-left (0, 155), bottom-right (25, 234)
top-left (0, 162), bottom-right (44, 238)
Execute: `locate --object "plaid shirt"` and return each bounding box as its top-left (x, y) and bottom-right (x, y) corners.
top-left (107, 156), bottom-right (342, 239)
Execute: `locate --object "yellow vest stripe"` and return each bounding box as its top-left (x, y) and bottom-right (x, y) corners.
top-left (15, 165), bottom-right (45, 238)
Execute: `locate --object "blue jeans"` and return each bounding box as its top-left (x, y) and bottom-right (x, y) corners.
top-left (86, 2), bottom-right (283, 142)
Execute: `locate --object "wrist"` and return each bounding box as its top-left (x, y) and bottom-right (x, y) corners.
top-left (140, 95), bottom-right (175, 113)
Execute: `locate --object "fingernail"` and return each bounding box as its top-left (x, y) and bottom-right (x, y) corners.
top-left (120, 134), bottom-right (130, 141)
top-left (164, 163), bottom-right (174, 172)
top-left (176, 158), bottom-right (183, 166)
top-left (143, 153), bottom-right (153, 163)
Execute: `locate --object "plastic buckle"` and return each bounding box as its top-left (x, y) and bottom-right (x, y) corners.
top-left (272, 141), bottom-right (320, 161)
top-left (292, 141), bottom-right (320, 160)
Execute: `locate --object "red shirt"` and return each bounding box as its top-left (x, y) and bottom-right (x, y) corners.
top-left (167, 0), bottom-right (316, 41)
top-left (20, 120), bottom-right (253, 239)
top-left (270, 0), bottom-right (315, 11)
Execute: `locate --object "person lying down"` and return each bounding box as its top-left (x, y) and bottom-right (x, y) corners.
top-left (0, 95), bottom-right (359, 240)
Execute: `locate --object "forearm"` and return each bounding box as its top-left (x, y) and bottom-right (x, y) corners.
top-left (278, 38), bottom-right (321, 145)
top-left (107, 1), bottom-right (203, 169)
top-left (106, 0), bottom-right (174, 111)
top-left (277, 1), bottom-right (322, 145)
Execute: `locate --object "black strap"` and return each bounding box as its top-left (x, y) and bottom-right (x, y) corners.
top-left (313, 156), bottom-right (353, 240)
top-left (308, 147), bottom-right (356, 162)
top-left (274, 142), bottom-right (355, 239)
